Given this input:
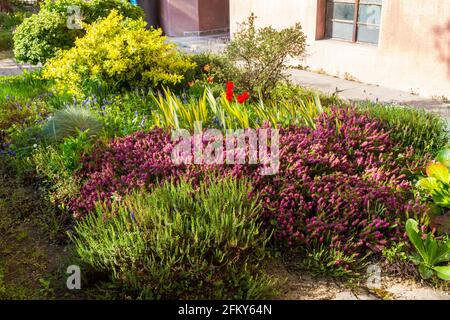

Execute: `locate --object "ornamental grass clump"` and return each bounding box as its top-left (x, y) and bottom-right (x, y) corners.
top-left (70, 176), bottom-right (273, 299)
top-left (43, 106), bottom-right (102, 142)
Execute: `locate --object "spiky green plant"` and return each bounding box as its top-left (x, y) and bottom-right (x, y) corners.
top-left (150, 87), bottom-right (324, 131)
top-left (43, 106), bottom-right (102, 142)
top-left (70, 176), bottom-right (274, 299)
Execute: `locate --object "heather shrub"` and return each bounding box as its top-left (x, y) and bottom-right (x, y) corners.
top-left (70, 177), bottom-right (273, 299)
top-left (357, 102), bottom-right (449, 158)
top-left (13, 0), bottom-right (144, 64)
top-left (72, 107), bottom-right (426, 266)
top-left (70, 128), bottom-right (181, 215)
top-left (43, 11), bottom-right (195, 95)
top-left (226, 14), bottom-right (306, 99)
top-left (42, 106), bottom-right (102, 142)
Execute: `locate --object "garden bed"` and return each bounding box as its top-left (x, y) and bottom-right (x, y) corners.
top-left (0, 5), bottom-right (449, 300)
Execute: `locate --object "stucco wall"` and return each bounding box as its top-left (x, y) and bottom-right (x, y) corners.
top-left (230, 0), bottom-right (450, 98)
top-left (160, 0), bottom-right (229, 36)
top-left (160, 0), bottom-right (199, 36)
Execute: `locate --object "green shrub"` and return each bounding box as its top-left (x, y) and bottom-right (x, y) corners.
top-left (183, 52), bottom-right (236, 87)
top-left (29, 133), bottom-right (90, 206)
top-left (71, 176), bottom-right (274, 299)
top-left (43, 107), bottom-right (102, 142)
top-left (225, 14), bottom-right (306, 99)
top-left (43, 11), bottom-right (195, 95)
top-left (268, 82), bottom-right (345, 108)
top-left (0, 9), bottom-right (31, 51)
top-left (13, 0), bottom-right (144, 64)
top-left (0, 97), bottom-right (48, 138)
top-left (358, 102), bottom-right (449, 157)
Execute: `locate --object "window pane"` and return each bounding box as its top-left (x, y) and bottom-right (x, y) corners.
top-left (328, 21), bottom-right (354, 40)
top-left (357, 25), bottom-right (379, 44)
top-left (358, 4), bottom-right (381, 25)
top-left (332, 2), bottom-right (355, 21)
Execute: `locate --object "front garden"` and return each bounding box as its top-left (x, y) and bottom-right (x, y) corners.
top-left (0, 1), bottom-right (449, 299)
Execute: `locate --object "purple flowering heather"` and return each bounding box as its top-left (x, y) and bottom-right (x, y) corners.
top-left (71, 107), bottom-right (426, 255)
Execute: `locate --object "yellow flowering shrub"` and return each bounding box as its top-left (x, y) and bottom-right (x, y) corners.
top-left (43, 10), bottom-right (195, 95)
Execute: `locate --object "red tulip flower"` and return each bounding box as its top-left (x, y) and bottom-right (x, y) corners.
top-left (237, 91), bottom-right (250, 104)
top-left (225, 81), bottom-right (235, 102)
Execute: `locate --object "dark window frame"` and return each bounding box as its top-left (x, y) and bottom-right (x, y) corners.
top-left (326, 0), bottom-right (382, 44)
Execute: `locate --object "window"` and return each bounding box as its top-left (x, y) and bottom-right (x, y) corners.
top-left (325, 0), bottom-right (382, 44)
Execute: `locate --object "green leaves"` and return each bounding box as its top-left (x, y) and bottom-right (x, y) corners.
top-left (406, 219), bottom-right (450, 281)
top-left (225, 14), bottom-right (307, 99)
top-left (71, 176), bottom-right (273, 299)
top-left (417, 161), bottom-right (450, 208)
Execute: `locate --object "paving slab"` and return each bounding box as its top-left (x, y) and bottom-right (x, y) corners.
top-left (170, 34), bottom-right (229, 54)
top-left (385, 285), bottom-right (450, 300)
top-left (333, 291), bottom-right (380, 300)
top-left (0, 57), bottom-right (40, 76)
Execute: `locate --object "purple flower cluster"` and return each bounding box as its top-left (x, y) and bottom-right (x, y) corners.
top-left (71, 107), bottom-right (426, 255)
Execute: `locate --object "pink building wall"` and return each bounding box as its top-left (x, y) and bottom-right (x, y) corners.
top-left (230, 0), bottom-right (450, 98)
top-left (159, 0), bottom-right (229, 36)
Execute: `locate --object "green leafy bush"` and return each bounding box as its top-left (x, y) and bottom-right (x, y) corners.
top-left (0, 9), bottom-right (31, 50)
top-left (43, 107), bottom-right (102, 142)
top-left (406, 219), bottom-right (450, 280)
top-left (417, 161), bottom-right (450, 208)
top-left (358, 102), bottom-right (449, 157)
top-left (268, 82), bottom-right (344, 108)
top-left (43, 11), bottom-right (195, 94)
top-left (186, 52), bottom-right (235, 83)
top-left (13, 0), bottom-right (144, 64)
top-left (71, 177), bottom-right (273, 299)
top-left (0, 97), bottom-right (49, 140)
top-left (225, 14), bottom-right (306, 99)
top-left (29, 132), bottom-right (92, 206)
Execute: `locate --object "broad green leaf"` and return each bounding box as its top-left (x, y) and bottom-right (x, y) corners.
top-left (406, 219), bottom-right (426, 261)
top-left (433, 266), bottom-right (450, 281)
top-left (426, 162), bottom-right (450, 183)
top-left (424, 235), bottom-right (438, 264)
top-left (436, 148), bottom-right (450, 168)
top-left (419, 264), bottom-right (434, 279)
top-left (417, 177), bottom-right (439, 192)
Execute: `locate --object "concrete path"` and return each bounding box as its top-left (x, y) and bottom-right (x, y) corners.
top-left (170, 34), bottom-right (229, 54)
top-left (0, 52), bottom-right (39, 76)
top-left (290, 69), bottom-right (450, 118)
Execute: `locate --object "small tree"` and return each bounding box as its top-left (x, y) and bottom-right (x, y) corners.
top-left (226, 14), bottom-right (306, 99)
